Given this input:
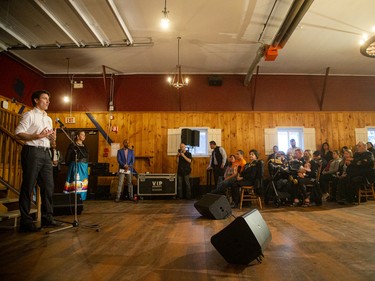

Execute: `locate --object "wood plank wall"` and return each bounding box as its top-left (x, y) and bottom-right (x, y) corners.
top-left (47, 111), bottom-right (375, 184)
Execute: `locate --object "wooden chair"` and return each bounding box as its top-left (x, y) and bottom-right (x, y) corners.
top-left (239, 160), bottom-right (264, 210)
top-left (357, 182), bottom-right (375, 204)
top-left (239, 185), bottom-right (262, 210)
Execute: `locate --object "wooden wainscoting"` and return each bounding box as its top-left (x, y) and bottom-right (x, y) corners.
top-left (47, 111), bottom-right (375, 185)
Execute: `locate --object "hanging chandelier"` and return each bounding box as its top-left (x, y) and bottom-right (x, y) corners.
top-left (360, 35), bottom-right (375, 58)
top-left (167, 37), bottom-right (189, 89)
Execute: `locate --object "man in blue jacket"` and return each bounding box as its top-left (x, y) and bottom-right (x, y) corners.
top-left (115, 139), bottom-right (135, 201)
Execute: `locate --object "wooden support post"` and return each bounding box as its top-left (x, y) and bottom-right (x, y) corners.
top-left (320, 67), bottom-right (330, 111)
top-left (102, 65), bottom-right (107, 94)
top-left (252, 66), bottom-right (260, 111)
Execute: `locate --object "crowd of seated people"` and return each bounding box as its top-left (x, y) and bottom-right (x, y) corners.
top-left (210, 149), bottom-right (262, 208)
top-left (336, 142), bottom-right (374, 204)
top-left (211, 150), bottom-right (246, 196)
top-left (208, 140), bottom-right (374, 209)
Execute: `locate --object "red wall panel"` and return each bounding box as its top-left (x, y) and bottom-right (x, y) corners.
top-left (0, 54), bottom-right (44, 105)
top-left (1, 53), bottom-right (375, 111)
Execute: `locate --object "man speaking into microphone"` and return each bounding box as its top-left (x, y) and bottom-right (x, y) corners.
top-left (15, 90), bottom-right (62, 232)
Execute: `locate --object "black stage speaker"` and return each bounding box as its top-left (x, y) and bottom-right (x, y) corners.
top-left (53, 193), bottom-right (83, 216)
top-left (208, 75), bottom-right (222, 86)
top-left (191, 130), bottom-right (200, 147)
top-left (211, 209), bottom-right (272, 265)
top-left (181, 128), bottom-right (192, 146)
top-left (90, 162), bottom-right (109, 176)
top-left (194, 193), bottom-right (231, 219)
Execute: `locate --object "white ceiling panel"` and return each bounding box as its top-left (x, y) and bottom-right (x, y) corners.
top-left (0, 0), bottom-right (373, 76)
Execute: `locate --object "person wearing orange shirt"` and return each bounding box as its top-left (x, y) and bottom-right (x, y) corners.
top-left (211, 150), bottom-right (246, 195)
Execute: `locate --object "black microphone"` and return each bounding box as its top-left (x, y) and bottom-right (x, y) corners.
top-left (55, 118), bottom-right (65, 128)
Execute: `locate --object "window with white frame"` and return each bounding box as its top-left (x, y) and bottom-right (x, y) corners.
top-left (167, 128), bottom-right (221, 157)
top-left (277, 128), bottom-right (303, 153)
top-left (367, 128), bottom-right (375, 144)
top-left (264, 127), bottom-right (316, 155)
top-left (355, 127), bottom-right (375, 144)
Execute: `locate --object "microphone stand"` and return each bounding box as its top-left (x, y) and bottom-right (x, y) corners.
top-left (47, 123), bottom-right (100, 234)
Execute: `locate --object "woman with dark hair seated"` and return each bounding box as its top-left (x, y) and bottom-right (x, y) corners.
top-left (320, 150), bottom-right (341, 200)
top-left (321, 142), bottom-right (333, 168)
top-left (366, 142), bottom-right (375, 156)
top-left (231, 149), bottom-right (259, 208)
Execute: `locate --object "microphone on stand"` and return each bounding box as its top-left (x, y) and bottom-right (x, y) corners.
top-left (55, 118), bottom-right (65, 128)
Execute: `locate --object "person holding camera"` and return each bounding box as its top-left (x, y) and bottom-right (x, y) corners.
top-left (176, 143), bottom-right (192, 199)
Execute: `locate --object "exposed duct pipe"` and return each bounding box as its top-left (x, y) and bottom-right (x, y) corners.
top-left (244, 45), bottom-right (265, 86)
top-left (244, 0), bottom-right (314, 86)
top-left (272, 0), bottom-right (314, 48)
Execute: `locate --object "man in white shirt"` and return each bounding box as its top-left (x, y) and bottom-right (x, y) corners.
top-left (15, 90), bottom-right (61, 232)
top-left (287, 139), bottom-right (299, 160)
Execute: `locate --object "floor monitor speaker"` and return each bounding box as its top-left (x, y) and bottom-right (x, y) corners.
top-left (194, 193), bottom-right (231, 219)
top-left (211, 209), bottom-right (271, 264)
top-left (53, 193), bottom-right (83, 216)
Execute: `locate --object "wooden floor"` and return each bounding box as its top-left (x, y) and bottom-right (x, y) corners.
top-left (0, 198), bottom-right (374, 281)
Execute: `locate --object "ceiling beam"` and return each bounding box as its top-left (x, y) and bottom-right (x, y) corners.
top-left (34, 0), bottom-right (82, 47)
top-left (0, 22), bottom-right (32, 49)
top-left (69, 0), bottom-right (110, 47)
top-left (107, 0), bottom-right (133, 45)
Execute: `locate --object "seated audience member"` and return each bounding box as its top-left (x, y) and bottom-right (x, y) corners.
top-left (267, 151), bottom-right (289, 178)
top-left (231, 149), bottom-right (260, 208)
top-left (337, 142), bottom-right (374, 204)
top-left (290, 149), bottom-right (318, 207)
top-left (331, 149), bottom-right (353, 202)
top-left (286, 150), bottom-right (294, 161)
top-left (211, 150), bottom-right (246, 196)
top-left (267, 145), bottom-right (279, 162)
top-left (321, 142), bottom-right (333, 165)
top-left (219, 154), bottom-right (236, 183)
top-left (340, 146), bottom-right (349, 156)
top-left (366, 142), bottom-right (375, 157)
top-left (297, 158), bottom-right (311, 178)
top-left (320, 150), bottom-right (341, 200)
top-left (266, 151), bottom-right (291, 201)
top-left (288, 148), bottom-right (305, 182)
top-left (312, 150), bottom-right (327, 170)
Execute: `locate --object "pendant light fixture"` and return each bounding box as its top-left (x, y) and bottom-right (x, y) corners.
top-left (161, 0), bottom-right (170, 29)
top-left (167, 37), bottom-right (189, 89)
